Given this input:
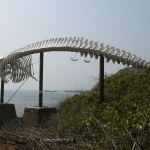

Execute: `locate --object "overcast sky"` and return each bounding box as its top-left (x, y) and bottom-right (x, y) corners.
top-left (0, 0), bottom-right (150, 91)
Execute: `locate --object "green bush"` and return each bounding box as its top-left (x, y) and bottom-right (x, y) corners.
top-left (46, 70), bottom-right (150, 149)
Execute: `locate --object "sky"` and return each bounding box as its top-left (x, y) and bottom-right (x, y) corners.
top-left (0, 0), bottom-right (150, 91)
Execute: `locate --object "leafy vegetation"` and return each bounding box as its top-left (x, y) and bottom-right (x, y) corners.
top-left (44, 69), bottom-right (150, 149)
top-left (2, 69), bottom-right (150, 149)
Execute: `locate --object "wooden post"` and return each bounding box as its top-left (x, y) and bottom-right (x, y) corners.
top-left (1, 79), bottom-right (4, 103)
top-left (99, 55), bottom-right (104, 104)
top-left (39, 52), bottom-right (43, 107)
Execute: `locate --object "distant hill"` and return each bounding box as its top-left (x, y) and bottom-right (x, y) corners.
top-left (117, 66), bottom-right (148, 74)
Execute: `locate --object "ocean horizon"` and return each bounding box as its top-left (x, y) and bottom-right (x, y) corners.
top-left (2, 90), bottom-right (80, 117)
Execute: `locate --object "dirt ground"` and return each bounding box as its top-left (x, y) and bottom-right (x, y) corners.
top-left (0, 136), bottom-right (27, 150)
top-left (0, 131), bottom-right (75, 150)
top-left (0, 132), bottom-right (39, 150)
top-left (0, 132), bottom-right (70, 150)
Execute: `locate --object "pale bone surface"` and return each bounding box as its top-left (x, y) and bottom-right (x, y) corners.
top-left (0, 37), bottom-right (150, 83)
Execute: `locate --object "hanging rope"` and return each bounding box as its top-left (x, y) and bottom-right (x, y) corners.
top-left (84, 57), bottom-right (90, 63)
top-left (7, 76), bottom-right (30, 103)
top-left (71, 52), bottom-right (78, 61)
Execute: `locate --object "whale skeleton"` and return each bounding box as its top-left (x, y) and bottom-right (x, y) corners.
top-left (0, 37), bottom-right (150, 83)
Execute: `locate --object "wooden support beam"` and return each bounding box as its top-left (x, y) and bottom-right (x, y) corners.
top-left (99, 56), bottom-right (104, 104)
top-left (39, 52), bottom-right (43, 107)
top-left (1, 79), bottom-right (4, 103)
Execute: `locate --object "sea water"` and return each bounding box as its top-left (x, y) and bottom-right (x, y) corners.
top-left (3, 90), bottom-right (79, 117)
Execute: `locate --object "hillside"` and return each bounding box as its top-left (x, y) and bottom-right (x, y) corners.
top-left (1, 67), bottom-right (150, 149)
top-left (45, 67), bottom-right (150, 149)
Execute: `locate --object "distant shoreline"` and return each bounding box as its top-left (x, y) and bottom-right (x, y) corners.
top-left (44, 90), bottom-right (89, 93)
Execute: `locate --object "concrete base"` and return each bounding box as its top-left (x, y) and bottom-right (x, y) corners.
top-left (22, 107), bottom-right (57, 126)
top-left (0, 103), bottom-right (17, 127)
